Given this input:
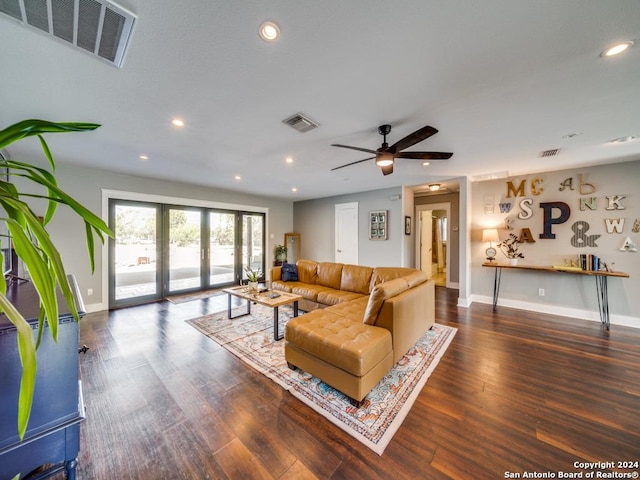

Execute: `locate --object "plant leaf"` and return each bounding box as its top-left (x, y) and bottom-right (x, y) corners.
top-left (0, 293), bottom-right (37, 440)
top-left (0, 119), bottom-right (100, 150)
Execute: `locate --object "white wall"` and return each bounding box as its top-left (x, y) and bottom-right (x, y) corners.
top-left (21, 162), bottom-right (293, 312)
top-left (469, 160), bottom-right (640, 327)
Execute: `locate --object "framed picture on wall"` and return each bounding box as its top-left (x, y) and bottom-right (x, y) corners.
top-left (369, 210), bottom-right (388, 240)
top-left (405, 216), bottom-right (411, 235)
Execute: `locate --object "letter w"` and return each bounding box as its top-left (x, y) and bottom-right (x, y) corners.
top-left (605, 218), bottom-right (625, 233)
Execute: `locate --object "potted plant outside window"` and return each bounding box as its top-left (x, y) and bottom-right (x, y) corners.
top-left (274, 244), bottom-right (287, 266)
top-left (0, 119), bottom-right (113, 440)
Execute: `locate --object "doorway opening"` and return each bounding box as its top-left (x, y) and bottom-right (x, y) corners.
top-left (415, 203), bottom-right (450, 287)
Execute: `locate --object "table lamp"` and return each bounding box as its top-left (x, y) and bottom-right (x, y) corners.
top-left (482, 228), bottom-right (499, 262)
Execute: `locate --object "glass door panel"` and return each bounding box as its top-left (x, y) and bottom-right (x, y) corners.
top-left (241, 213), bottom-right (265, 281)
top-left (110, 202), bottom-right (161, 307)
top-left (209, 211), bottom-right (236, 286)
top-left (167, 207), bottom-right (202, 293)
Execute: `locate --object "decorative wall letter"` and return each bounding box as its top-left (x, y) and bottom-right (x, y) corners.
top-left (531, 178), bottom-right (544, 196)
top-left (580, 197), bottom-right (597, 211)
top-left (570, 221), bottom-right (600, 247)
top-left (518, 198), bottom-right (533, 220)
top-left (506, 180), bottom-right (526, 198)
top-left (606, 195), bottom-right (626, 210)
top-left (559, 177), bottom-right (574, 191)
top-left (578, 174), bottom-right (596, 195)
top-left (519, 228), bottom-right (536, 243)
top-left (483, 195), bottom-right (495, 214)
top-left (499, 203), bottom-right (512, 213)
top-left (604, 218), bottom-right (625, 234)
top-left (619, 237), bottom-right (638, 252)
top-left (504, 217), bottom-right (514, 230)
top-left (633, 219), bottom-right (640, 233)
top-left (539, 202), bottom-right (571, 239)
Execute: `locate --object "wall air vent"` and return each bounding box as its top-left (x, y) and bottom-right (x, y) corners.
top-left (539, 148), bottom-right (561, 158)
top-left (282, 113), bottom-right (319, 133)
top-left (0, 0), bottom-right (136, 68)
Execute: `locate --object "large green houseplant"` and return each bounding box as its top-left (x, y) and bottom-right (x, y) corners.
top-left (0, 119), bottom-right (112, 440)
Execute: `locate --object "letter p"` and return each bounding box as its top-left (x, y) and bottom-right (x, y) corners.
top-left (540, 202), bottom-right (571, 239)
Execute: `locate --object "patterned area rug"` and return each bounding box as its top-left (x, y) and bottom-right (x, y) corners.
top-left (186, 304), bottom-right (456, 455)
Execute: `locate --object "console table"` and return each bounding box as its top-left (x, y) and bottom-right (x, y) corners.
top-left (482, 262), bottom-right (629, 329)
top-left (0, 276), bottom-right (85, 479)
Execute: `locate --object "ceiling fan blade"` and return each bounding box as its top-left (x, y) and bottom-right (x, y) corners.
top-left (331, 144), bottom-right (377, 155)
top-left (388, 125), bottom-right (438, 153)
top-left (330, 157), bottom-right (375, 171)
top-left (381, 163), bottom-right (394, 176)
top-left (395, 151), bottom-right (453, 160)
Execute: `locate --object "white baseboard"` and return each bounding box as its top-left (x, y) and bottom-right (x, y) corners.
top-left (457, 296), bottom-right (472, 308)
top-left (85, 302), bottom-right (108, 313)
top-left (470, 294), bottom-right (640, 329)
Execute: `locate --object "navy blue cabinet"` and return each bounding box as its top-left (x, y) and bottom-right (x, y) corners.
top-left (0, 277), bottom-right (84, 479)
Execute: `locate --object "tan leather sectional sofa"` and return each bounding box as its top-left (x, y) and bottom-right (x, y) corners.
top-left (271, 260), bottom-right (435, 406)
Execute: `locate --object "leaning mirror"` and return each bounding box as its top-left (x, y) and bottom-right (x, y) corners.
top-left (284, 233), bottom-right (301, 264)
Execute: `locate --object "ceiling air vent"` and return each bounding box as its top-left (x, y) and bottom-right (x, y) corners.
top-left (539, 148), bottom-right (561, 158)
top-left (0, 0), bottom-right (136, 68)
top-left (282, 113), bottom-right (319, 133)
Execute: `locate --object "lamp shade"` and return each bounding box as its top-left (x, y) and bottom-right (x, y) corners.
top-left (482, 228), bottom-right (499, 243)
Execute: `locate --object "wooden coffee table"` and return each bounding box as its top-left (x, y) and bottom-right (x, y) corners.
top-left (221, 286), bottom-right (302, 341)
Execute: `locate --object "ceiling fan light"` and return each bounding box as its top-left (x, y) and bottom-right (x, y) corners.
top-left (428, 183), bottom-right (441, 191)
top-left (376, 152), bottom-right (394, 167)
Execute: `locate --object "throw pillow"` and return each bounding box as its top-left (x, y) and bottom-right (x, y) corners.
top-left (281, 263), bottom-right (298, 282)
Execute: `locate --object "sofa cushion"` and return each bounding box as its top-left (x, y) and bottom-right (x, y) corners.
top-left (285, 310), bottom-right (392, 377)
top-left (363, 277), bottom-right (410, 325)
top-left (326, 296), bottom-right (369, 318)
top-left (296, 260), bottom-right (319, 284)
top-left (340, 264), bottom-right (374, 294)
top-left (271, 280), bottom-right (292, 293)
top-left (317, 262), bottom-right (343, 289)
top-left (281, 263), bottom-right (298, 281)
top-left (317, 289), bottom-right (364, 306)
top-left (292, 283), bottom-right (327, 302)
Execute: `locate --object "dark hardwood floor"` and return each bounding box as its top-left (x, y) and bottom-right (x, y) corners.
top-left (63, 288), bottom-right (639, 479)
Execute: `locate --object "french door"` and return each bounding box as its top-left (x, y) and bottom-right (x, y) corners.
top-left (109, 200), bottom-right (264, 308)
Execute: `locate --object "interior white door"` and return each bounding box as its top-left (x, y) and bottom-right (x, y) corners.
top-left (335, 202), bottom-right (358, 264)
top-left (420, 210), bottom-right (433, 278)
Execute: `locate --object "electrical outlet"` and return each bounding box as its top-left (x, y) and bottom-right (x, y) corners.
top-left (87, 288), bottom-right (94, 296)
top-left (538, 288), bottom-right (545, 296)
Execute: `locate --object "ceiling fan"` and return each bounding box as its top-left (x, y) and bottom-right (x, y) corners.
top-left (330, 124), bottom-right (453, 176)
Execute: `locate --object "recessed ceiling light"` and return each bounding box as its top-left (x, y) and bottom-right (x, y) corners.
top-left (172, 118), bottom-right (185, 127)
top-left (291, 187), bottom-right (298, 192)
top-left (286, 157), bottom-right (293, 164)
top-left (609, 135), bottom-right (638, 144)
top-left (139, 155), bottom-right (149, 160)
top-left (234, 175), bottom-right (241, 180)
top-left (259, 21), bottom-right (280, 42)
top-left (601, 41), bottom-right (634, 57)
top-left (422, 162), bottom-right (430, 166)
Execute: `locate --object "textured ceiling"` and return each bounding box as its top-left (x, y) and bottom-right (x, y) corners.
top-left (2, 0), bottom-right (639, 201)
